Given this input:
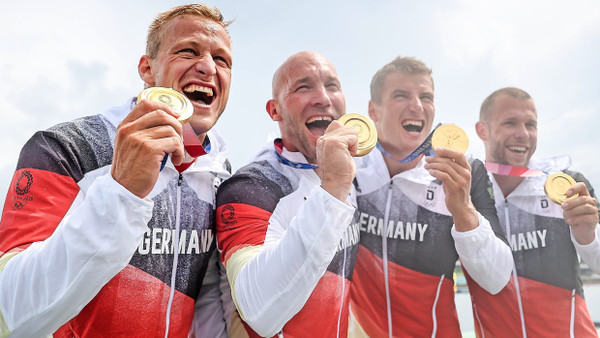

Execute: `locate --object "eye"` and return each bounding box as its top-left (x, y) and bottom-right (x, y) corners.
top-left (393, 93), bottom-right (407, 99)
top-left (294, 84), bottom-right (310, 92)
top-left (214, 55), bottom-right (231, 68)
top-left (420, 95), bottom-right (433, 102)
top-left (526, 122), bottom-right (537, 130)
top-left (177, 48), bottom-right (196, 57)
top-left (326, 83), bottom-right (340, 91)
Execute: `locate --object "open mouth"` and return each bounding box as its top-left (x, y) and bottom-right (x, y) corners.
top-left (183, 84), bottom-right (215, 106)
top-left (402, 120), bottom-right (424, 134)
top-left (507, 145), bottom-right (527, 154)
top-left (306, 116), bottom-right (333, 137)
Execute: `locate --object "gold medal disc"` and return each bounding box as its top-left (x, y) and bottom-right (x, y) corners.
top-left (544, 172), bottom-right (577, 204)
top-left (338, 113), bottom-right (378, 156)
top-left (138, 87), bottom-right (193, 124)
top-left (431, 124), bottom-right (469, 153)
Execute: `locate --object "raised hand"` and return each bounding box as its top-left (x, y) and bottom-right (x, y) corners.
top-left (111, 99), bottom-right (185, 198)
top-left (315, 120), bottom-right (358, 201)
top-left (424, 147), bottom-right (478, 231)
top-left (563, 182), bottom-right (599, 245)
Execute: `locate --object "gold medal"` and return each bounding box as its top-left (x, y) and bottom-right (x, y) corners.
top-left (544, 172), bottom-right (578, 204)
top-left (138, 87), bottom-right (193, 124)
top-left (338, 113), bottom-right (377, 156)
top-left (431, 124), bottom-right (469, 153)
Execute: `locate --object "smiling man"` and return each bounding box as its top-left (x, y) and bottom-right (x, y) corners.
top-left (468, 87), bottom-right (600, 337)
top-left (215, 51), bottom-right (360, 337)
top-left (0, 4), bottom-right (232, 337)
top-left (348, 56), bottom-right (513, 337)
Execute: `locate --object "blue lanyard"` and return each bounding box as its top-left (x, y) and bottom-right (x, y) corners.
top-left (274, 139), bottom-right (318, 169)
top-left (377, 123), bottom-right (440, 163)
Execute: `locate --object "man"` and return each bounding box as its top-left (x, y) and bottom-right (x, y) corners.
top-left (471, 87), bottom-right (600, 337)
top-left (0, 4), bottom-right (232, 337)
top-left (349, 56), bottom-right (513, 337)
top-left (216, 51), bottom-right (360, 337)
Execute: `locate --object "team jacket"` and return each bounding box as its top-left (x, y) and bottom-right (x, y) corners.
top-left (467, 158), bottom-right (600, 338)
top-left (0, 99), bottom-right (230, 337)
top-left (216, 141), bottom-right (360, 337)
top-left (349, 148), bottom-right (513, 337)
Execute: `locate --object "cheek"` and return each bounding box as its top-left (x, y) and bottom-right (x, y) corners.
top-left (217, 70), bottom-right (232, 88)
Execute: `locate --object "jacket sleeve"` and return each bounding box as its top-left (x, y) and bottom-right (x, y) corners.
top-left (216, 173), bottom-right (354, 337)
top-left (452, 159), bottom-right (513, 294)
top-left (0, 128), bottom-right (151, 337)
top-left (567, 169), bottom-right (600, 274)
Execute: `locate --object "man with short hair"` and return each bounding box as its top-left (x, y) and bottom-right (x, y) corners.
top-left (349, 56), bottom-right (513, 337)
top-left (0, 4), bottom-right (232, 337)
top-left (216, 51), bottom-right (360, 337)
top-left (470, 87), bottom-right (600, 337)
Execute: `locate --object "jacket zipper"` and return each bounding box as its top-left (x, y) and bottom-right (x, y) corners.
top-left (164, 173), bottom-right (183, 337)
top-left (504, 199), bottom-right (527, 338)
top-left (383, 181), bottom-right (393, 338)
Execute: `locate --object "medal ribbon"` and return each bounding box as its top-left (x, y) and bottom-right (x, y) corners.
top-left (484, 162), bottom-right (545, 177)
top-left (161, 123), bottom-right (211, 172)
top-left (274, 138), bottom-right (318, 169)
top-left (377, 123), bottom-right (441, 163)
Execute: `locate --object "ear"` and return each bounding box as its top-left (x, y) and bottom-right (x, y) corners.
top-left (138, 55), bottom-right (156, 87)
top-left (368, 100), bottom-right (379, 122)
top-left (266, 100), bottom-right (281, 121)
top-left (475, 121), bottom-right (489, 141)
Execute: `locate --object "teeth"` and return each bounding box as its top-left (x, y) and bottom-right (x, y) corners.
top-left (183, 84), bottom-right (213, 96)
top-left (508, 146), bottom-right (527, 153)
top-left (306, 116), bottom-right (332, 124)
top-left (402, 120), bottom-right (423, 127)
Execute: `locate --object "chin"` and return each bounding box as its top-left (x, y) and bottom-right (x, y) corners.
top-left (190, 117), bottom-right (217, 133)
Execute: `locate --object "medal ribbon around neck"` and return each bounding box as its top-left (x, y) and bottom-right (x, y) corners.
top-left (484, 162), bottom-right (545, 177)
top-left (377, 123), bottom-right (441, 163)
top-left (161, 123), bottom-right (211, 172)
top-left (274, 138), bottom-right (319, 169)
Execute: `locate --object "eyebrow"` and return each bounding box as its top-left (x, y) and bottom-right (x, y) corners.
top-left (291, 76), bottom-right (311, 85)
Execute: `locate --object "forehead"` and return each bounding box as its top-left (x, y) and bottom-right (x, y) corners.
top-left (382, 72), bottom-right (433, 94)
top-left (161, 15), bottom-right (231, 49)
top-left (490, 95), bottom-right (537, 121)
top-left (284, 57), bottom-right (337, 83)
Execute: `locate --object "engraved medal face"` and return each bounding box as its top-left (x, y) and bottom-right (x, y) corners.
top-left (545, 172), bottom-right (577, 204)
top-left (138, 87), bottom-right (193, 124)
top-left (431, 124), bottom-right (469, 153)
top-left (338, 113), bottom-right (378, 156)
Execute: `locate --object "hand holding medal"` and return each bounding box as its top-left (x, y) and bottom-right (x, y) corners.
top-left (425, 124), bottom-right (478, 230)
top-left (553, 174), bottom-right (599, 245)
top-left (138, 87), bottom-right (207, 171)
top-left (112, 87), bottom-right (189, 198)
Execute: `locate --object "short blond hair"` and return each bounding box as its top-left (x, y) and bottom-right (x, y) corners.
top-left (479, 87), bottom-right (532, 122)
top-left (146, 4), bottom-right (231, 58)
top-left (370, 56), bottom-right (433, 104)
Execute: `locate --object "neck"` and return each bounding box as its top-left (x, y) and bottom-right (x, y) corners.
top-left (493, 173), bottom-right (525, 198)
top-left (383, 152), bottom-right (422, 177)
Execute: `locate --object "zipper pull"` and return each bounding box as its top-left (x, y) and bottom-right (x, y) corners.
top-left (178, 173), bottom-right (183, 186)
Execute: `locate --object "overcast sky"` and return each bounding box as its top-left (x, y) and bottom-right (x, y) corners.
top-left (1, 1), bottom-right (599, 212)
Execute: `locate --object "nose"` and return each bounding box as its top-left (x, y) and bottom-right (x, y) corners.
top-left (311, 86), bottom-right (332, 108)
top-left (408, 96), bottom-right (424, 113)
top-left (514, 123), bottom-right (531, 140)
top-left (194, 56), bottom-right (217, 78)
